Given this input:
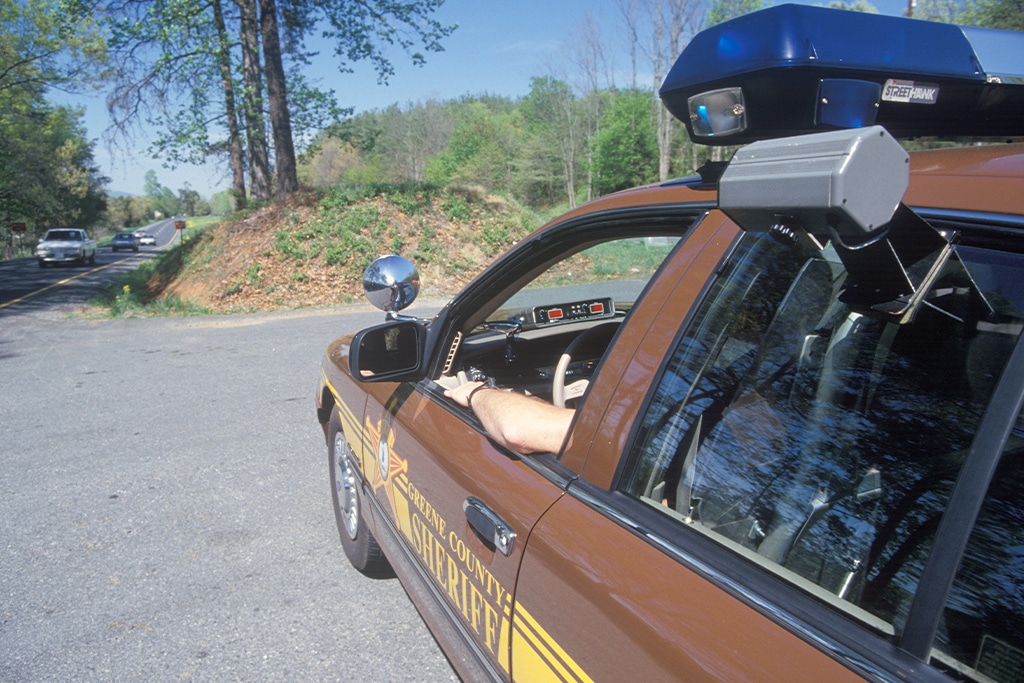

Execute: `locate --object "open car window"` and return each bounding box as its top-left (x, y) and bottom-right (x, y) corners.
top-left (619, 230), bottom-right (1024, 677)
top-left (436, 233), bottom-right (686, 406)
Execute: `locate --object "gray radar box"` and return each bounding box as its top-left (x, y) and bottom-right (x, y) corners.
top-left (718, 126), bottom-right (909, 239)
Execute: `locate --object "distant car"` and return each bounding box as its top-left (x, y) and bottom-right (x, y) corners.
top-left (315, 7), bottom-right (1024, 683)
top-left (139, 233), bottom-right (157, 246)
top-left (111, 231), bottom-right (139, 252)
top-left (35, 228), bottom-right (96, 267)
top-left (132, 229), bottom-right (146, 238)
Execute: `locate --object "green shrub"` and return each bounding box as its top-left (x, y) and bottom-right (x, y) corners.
top-left (441, 192), bottom-right (472, 222)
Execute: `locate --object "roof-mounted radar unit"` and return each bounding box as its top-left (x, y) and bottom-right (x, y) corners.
top-left (659, 4), bottom-right (1024, 144)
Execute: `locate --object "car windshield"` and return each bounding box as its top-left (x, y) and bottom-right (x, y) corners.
top-left (47, 231), bottom-right (76, 240)
top-left (622, 230), bottom-right (1024, 648)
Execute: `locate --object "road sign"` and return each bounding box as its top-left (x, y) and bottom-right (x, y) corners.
top-left (11, 223), bottom-right (26, 232)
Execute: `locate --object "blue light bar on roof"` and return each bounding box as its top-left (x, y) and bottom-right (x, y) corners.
top-left (961, 25), bottom-right (1024, 85)
top-left (659, 4), bottom-right (1024, 144)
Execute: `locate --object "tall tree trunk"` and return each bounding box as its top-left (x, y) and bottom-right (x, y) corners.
top-left (212, 0), bottom-right (247, 209)
top-left (650, 3), bottom-right (674, 182)
top-left (258, 0), bottom-right (298, 198)
top-left (621, 0), bottom-right (700, 181)
top-left (568, 13), bottom-right (612, 202)
top-left (559, 94), bottom-right (579, 208)
top-left (235, 0), bottom-right (271, 202)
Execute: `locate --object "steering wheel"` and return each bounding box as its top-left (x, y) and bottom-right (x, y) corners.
top-left (552, 321), bottom-right (622, 408)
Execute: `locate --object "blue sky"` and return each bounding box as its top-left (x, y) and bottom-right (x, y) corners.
top-left (65, 0), bottom-right (911, 197)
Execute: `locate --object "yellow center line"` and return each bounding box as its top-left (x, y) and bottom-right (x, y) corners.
top-left (0, 259), bottom-right (127, 310)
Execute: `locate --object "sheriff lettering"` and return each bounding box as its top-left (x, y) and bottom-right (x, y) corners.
top-left (407, 482), bottom-right (511, 659)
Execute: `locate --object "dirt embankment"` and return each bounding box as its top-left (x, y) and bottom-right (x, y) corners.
top-left (149, 186), bottom-right (540, 313)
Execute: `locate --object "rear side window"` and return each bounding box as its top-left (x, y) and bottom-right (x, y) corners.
top-left (619, 231), bottom-right (1024, 679)
top-left (937, 406), bottom-right (1024, 681)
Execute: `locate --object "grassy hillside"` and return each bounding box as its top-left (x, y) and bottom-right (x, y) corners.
top-left (100, 184), bottom-right (543, 316)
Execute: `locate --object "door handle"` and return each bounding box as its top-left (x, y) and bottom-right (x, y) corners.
top-left (463, 497), bottom-right (516, 556)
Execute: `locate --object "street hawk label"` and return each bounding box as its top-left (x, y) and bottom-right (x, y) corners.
top-left (882, 79), bottom-right (939, 104)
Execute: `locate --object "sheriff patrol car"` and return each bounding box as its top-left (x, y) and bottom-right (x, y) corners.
top-left (315, 5), bottom-right (1024, 681)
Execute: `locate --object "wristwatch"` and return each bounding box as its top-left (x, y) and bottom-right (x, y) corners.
top-left (467, 383), bottom-right (492, 409)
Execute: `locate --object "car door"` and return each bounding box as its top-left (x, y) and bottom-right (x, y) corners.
top-left (359, 377), bottom-right (567, 680)
top-left (352, 203), bottom-right (713, 681)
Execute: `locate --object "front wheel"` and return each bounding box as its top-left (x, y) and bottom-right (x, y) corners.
top-left (327, 405), bottom-right (393, 578)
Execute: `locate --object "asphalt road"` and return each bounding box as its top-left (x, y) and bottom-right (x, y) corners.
top-left (0, 271), bottom-right (457, 681)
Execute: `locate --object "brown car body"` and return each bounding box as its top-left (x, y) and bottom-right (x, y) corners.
top-left (316, 141), bottom-right (1024, 682)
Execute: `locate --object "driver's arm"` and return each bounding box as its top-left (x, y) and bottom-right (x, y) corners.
top-left (445, 381), bottom-right (574, 454)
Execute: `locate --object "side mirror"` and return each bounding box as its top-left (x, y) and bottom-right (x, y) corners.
top-left (363, 255), bottom-right (420, 316)
top-left (349, 320), bottom-right (427, 383)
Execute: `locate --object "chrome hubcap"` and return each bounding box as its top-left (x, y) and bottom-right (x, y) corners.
top-left (334, 434), bottom-right (359, 540)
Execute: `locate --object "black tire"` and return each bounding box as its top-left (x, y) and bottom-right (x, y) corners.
top-left (327, 405), bottom-right (393, 578)
top-left (38, 260), bottom-right (46, 269)
top-left (112, 247), bottom-right (118, 253)
top-left (89, 251), bottom-right (96, 265)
